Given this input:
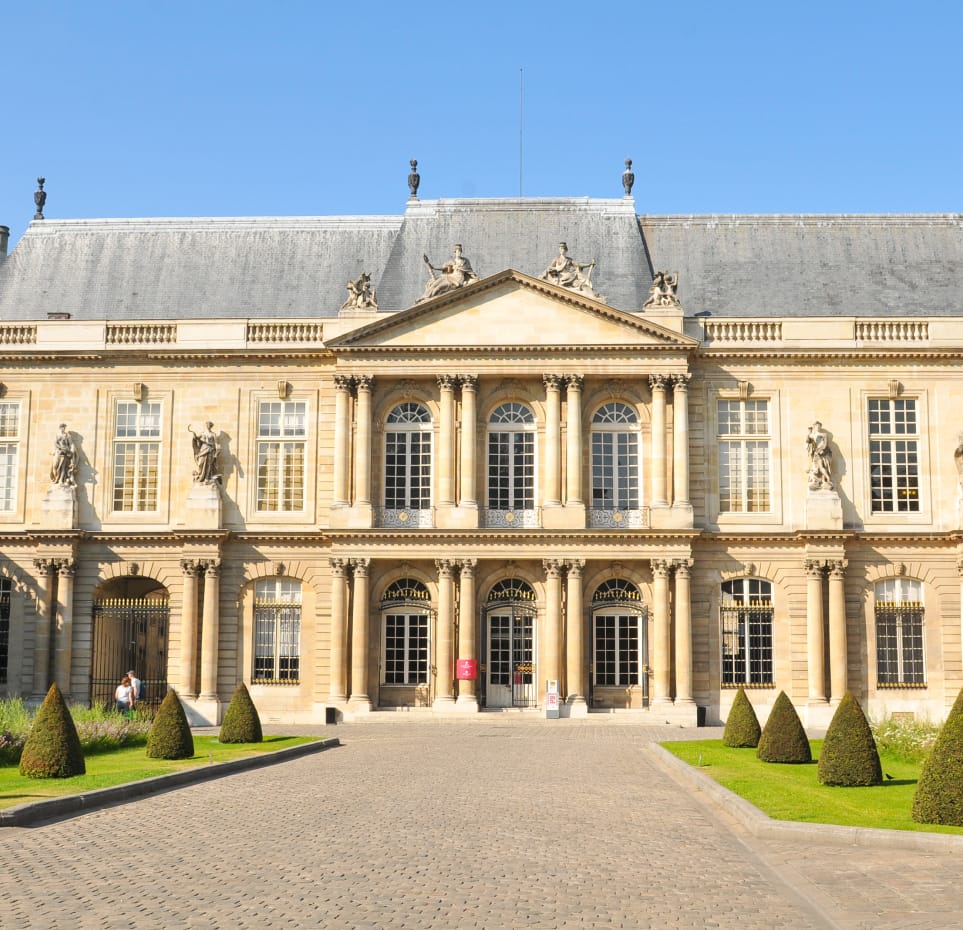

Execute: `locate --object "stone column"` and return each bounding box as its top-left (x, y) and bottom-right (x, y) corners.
top-left (333, 375), bottom-right (353, 506)
top-left (565, 558), bottom-right (586, 710)
top-left (649, 375), bottom-right (668, 506)
top-left (437, 375), bottom-right (457, 507)
top-left (353, 376), bottom-right (373, 507)
top-left (348, 558), bottom-right (371, 711)
top-left (199, 560), bottom-right (221, 700)
top-left (543, 375), bottom-right (562, 507)
top-left (455, 558), bottom-right (478, 708)
top-left (179, 559), bottom-right (201, 698)
top-left (32, 559), bottom-right (54, 698)
top-left (828, 559), bottom-right (848, 704)
top-left (328, 558), bottom-right (349, 703)
top-left (651, 559), bottom-right (672, 704)
top-left (673, 559), bottom-right (694, 705)
top-left (806, 559), bottom-right (827, 703)
top-left (565, 375), bottom-right (584, 505)
top-left (433, 560), bottom-right (456, 707)
top-left (458, 376), bottom-right (478, 507)
top-left (672, 374), bottom-right (691, 507)
top-left (53, 560), bottom-right (75, 696)
top-left (542, 559), bottom-right (564, 701)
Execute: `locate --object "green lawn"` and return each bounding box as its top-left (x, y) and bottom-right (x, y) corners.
top-left (0, 735), bottom-right (319, 811)
top-left (662, 739), bottom-right (963, 835)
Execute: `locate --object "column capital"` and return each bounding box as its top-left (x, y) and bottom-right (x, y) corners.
top-left (33, 558), bottom-right (54, 575)
top-left (180, 558), bottom-right (203, 575)
top-left (543, 558), bottom-right (564, 577)
top-left (334, 374), bottom-right (354, 392)
top-left (458, 374), bottom-right (478, 390)
top-left (564, 374), bottom-right (584, 392)
top-left (436, 374), bottom-right (457, 390)
top-left (648, 373), bottom-right (668, 391)
top-left (458, 558), bottom-right (477, 575)
top-left (203, 559), bottom-right (221, 576)
top-left (354, 374), bottom-right (374, 392)
top-left (672, 558), bottom-right (694, 576)
top-left (435, 559), bottom-right (456, 577)
top-left (671, 372), bottom-right (691, 390)
top-left (828, 558), bottom-right (848, 578)
top-left (805, 558), bottom-right (826, 577)
top-left (565, 558), bottom-right (585, 575)
top-left (542, 374), bottom-right (562, 390)
top-left (350, 557), bottom-right (370, 576)
top-left (329, 557), bottom-right (349, 576)
top-left (56, 559), bottom-right (76, 576)
top-left (650, 558), bottom-right (671, 578)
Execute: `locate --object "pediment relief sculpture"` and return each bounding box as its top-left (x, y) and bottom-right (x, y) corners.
top-left (643, 271), bottom-right (681, 309)
top-left (539, 242), bottom-right (602, 300)
top-left (417, 244), bottom-right (478, 303)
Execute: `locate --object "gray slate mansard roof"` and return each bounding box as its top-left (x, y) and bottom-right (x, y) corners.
top-left (0, 197), bottom-right (961, 321)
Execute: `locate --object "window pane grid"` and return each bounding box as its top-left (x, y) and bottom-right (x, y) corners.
top-left (0, 580), bottom-right (10, 685)
top-left (876, 601), bottom-right (925, 687)
top-left (0, 442), bottom-right (18, 512)
top-left (718, 401), bottom-right (770, 513)
top-left (384, 406), bottom-right (432, 510)
top-left (869, 400), bottom-right (919, 513)
top-left (253, 580), bottom-right (301, 683)
top-left (721, 579), bottom-right (774, 686)
top-left (593, 614), bottom-right (640, 686)
top-left (384, 612), bottom-right (429, 685)
top-left (256, 401), bottom-right (307, 512)
top-left (592, 431), bottom-right (639, 510)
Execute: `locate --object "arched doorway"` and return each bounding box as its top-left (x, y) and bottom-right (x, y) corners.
top-left (482, 579), bottom-right (537, 708)
top-left (90, 576), bottom-right (169, 708)
top-left (590, 579), bottom-right (648, 709)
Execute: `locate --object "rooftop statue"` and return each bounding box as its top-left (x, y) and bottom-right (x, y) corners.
top-left (50, 423), bottom-right (76, 487)
top-left (806, 421), bottom-right (834, 491)
top-left (34, 177), bottom-right (46, 220)
top-left (539, 242), bottom-right (599, 298)
top-left (408, 159), bottom-right (420, 199)
top-left (341, 271), bottom-right (378, 311)
top-left (642, 271), bottom-right (681, 309)
top-left (188, 421), bottom-right (221, 484)
top-left (622, 159), bottom-right (635, 196)
top-left (418, 244), bottom-right (478, 303)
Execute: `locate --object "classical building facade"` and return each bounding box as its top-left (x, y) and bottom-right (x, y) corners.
top-left (0, 174), bottom-right (961, 726)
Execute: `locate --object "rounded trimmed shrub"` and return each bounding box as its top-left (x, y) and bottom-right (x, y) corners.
top-left (146, 689), bottom-right (195, 760)
top-left (19, 683), bottom-right (86, 778)
top-left (219, 682), bottom-right (263, 744)
top-left (913, 688), bottom-right (963, 825)
top-left (723, 686), bottom-right (762, 748)
top-left (817, 692), bottom-right (882, 786)
top-left (757, 691), bottom-right (812, 764)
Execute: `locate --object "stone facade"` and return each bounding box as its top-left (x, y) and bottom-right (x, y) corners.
top-left (0, 194), bottom-right (961, 726)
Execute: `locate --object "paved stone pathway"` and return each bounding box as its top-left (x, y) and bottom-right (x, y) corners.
top-left (0, 716), bottom-right (960, 929)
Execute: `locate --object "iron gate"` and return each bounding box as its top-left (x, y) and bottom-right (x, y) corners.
top-left (90, 598), bottom-right (169, 709)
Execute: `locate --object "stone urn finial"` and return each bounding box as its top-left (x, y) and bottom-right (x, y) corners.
top-left (408, 159), bottom-right (420, 198)
top-left (622, 159), bottom-right (634, 197)
top-left (34, 177), bottom-right (47, 220)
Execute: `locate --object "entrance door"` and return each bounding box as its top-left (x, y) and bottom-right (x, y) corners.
top-left (486, 610), bottom-right (535, 707)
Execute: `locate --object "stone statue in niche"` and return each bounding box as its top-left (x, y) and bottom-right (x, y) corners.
top-left (50, 423), bottom-right (76, 486)
top-left (418, 244), bottom-right (478, 302)
top-left (540, 242), bottom-right (599, 297)
top-left (642, 271), bottom-right (681, 309)
top-left (188, 422), bottom-right (221, 484)
top-left (340, 271), bottom-right (378, 311)
top-left (806, 421), bottom-right (834, 491)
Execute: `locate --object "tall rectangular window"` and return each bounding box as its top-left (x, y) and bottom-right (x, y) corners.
top-left (869, 399), bottom-right (920, 513)
top-left (256, 401), bottom-right (306, 512)
top-left (876, 579), bottom-right (925, 687)
top-left (113, 401), bottom-right (161, 512)
top-left (253, 578), bottom-right (301, 683)
top-left (593, 614), bottom-right (640, 686)
top-left (721, 579), bottom-right (774, 686)
top-left (0, 577), bottom-right (10, 685)
top-left (0, 403), bottom-right (21, 513)
top-left (383, 612), bottom-right (429, 685)
top-left (718, 399), bottom-right (770, 513)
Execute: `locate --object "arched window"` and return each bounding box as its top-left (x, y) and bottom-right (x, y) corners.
top-left (254, 578), bottom-right (301, 684)
top-left (381, 578), bottom-right (431, 686)
top-left (384, 403), bottom-right (432, 515)
top-left (487, 403), bottom-right (535, 522)
top-left (484, 578), bottom-right (537, 708)
top-left (591, 403), bottom-right (640, 523)
top-left (875, 578), bottom-right (925, 687)
top-left (592, 579), bottom-right (645, 688)
top-left (720, 578), bottom-right (773, 686)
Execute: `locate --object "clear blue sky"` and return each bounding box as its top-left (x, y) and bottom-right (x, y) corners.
top-left (2, 1), bottom-right (961, 248)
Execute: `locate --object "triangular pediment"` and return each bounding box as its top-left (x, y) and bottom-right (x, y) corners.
top-left (326, 270), bottom-right (697, 351)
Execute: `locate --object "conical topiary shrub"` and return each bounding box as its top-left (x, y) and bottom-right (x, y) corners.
top-left (146, 689), bottom-right (195, 760)
top-left (723, 686), bottom-right (762, 748)
top-left (19, 683), bottom-right (86, 778)
top-left (219, 682), bottom-right (263, 744)
top-left (817, 692), bottom-right (882, 786)
top-left (912, 687), bottom-right (963, 824)
top-left (757, 691), bottom-right (812, 763)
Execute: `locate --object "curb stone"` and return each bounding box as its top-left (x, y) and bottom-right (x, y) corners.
top-left (0, 737), bottom-right (340, 827)
top-left (648, 741), bottom-right (963, 851)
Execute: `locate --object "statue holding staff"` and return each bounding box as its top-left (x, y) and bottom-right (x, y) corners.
top-left (188, 421), bottom-right (221, 484)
